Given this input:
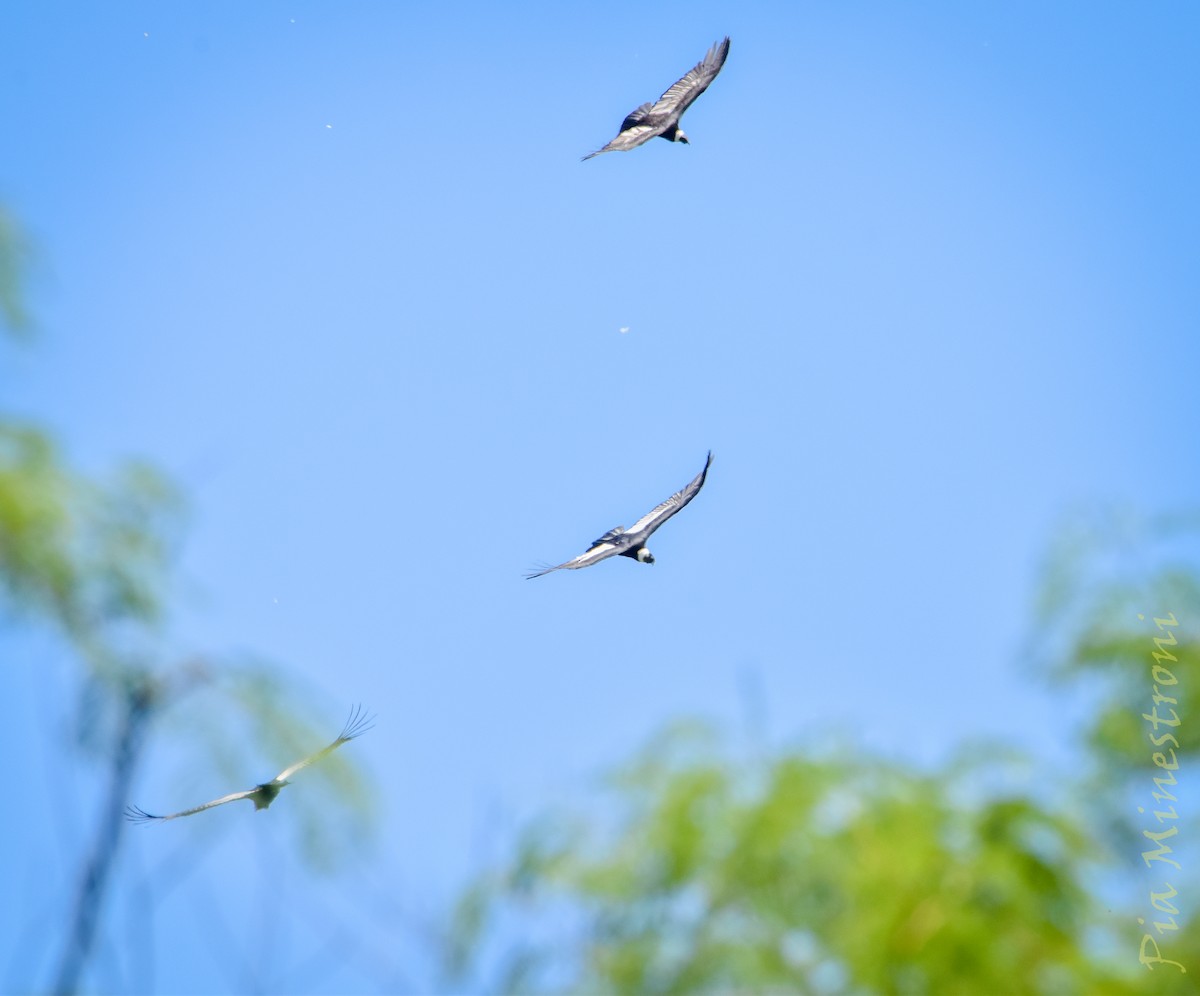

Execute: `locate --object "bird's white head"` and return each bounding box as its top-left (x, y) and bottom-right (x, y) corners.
top-left (637, 548), bottom-right (655, 565)
top-left (675, 131), bottom-right (689, 145)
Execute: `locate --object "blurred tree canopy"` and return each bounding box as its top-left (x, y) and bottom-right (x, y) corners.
top-left (1031, 506), bottom-right (1200, 779)
top-left (449, 509), bottom-right (1199, 995)
top-left (449, 727), bottom-right (1176, 994)
top-left (0, 421), bottom-right (180, 653)
top-left (0, 208), bottom-right (375, 994)
top-left (0, 207), bottom-right (374, 849)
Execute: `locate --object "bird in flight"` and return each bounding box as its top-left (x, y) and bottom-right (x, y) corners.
top-left (526, 452), bottom-right (713, 578)
top-left (125, 705), bottom-right (374, 823)
top-left (582, 37), bottom-right (730, 161)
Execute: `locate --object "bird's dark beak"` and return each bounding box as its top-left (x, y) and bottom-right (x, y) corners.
top-left (680, 135), bottom-right (690, 145)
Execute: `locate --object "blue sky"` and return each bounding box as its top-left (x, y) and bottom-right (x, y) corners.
top-left (2, 2), bottom-right (1198, 992)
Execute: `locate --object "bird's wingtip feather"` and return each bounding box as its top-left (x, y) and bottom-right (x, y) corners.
top-left (524, 561), bottom-right (557, 579)
top-left (125, 804), bottom-right (162, 824)
top-left (340, 703), bottom-right (376, 742)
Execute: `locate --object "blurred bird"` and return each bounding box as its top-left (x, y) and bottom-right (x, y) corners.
top-left (526, 452), bottom-right (712, 578)
top-left (583, 37), bottom-right (730, 161)
top-left (126, 705), bottom-right (373, 823)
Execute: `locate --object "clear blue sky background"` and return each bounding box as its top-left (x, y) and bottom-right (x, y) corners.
top-left (2, 2), bottom-right (1198, 992)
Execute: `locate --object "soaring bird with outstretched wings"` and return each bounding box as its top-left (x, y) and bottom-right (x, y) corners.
top-left (126, 705), bottom-right (373, 823)
top-left (526, 452), bottom-right (712, 578)
top-left (583, 37), bottom-right (730, 161)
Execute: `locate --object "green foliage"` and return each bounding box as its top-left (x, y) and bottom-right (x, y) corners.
top-left (0, 422), bottom-right (182, 657)
top-left (0, 202), bottom-right (375, 907)
top-left (0, 415), bottom-right (377, 866)
top-left (1030, 507), bottom-right (1200, 792)
top-left (453, 727), bottom-right (1149, 994)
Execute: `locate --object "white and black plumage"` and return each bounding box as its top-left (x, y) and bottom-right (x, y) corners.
top-left (582, 37), bottom-right (730, 161)
top-left (125, 705), bottom-right (373, 823)
top-left (526, 452), bottom-right (712, 579)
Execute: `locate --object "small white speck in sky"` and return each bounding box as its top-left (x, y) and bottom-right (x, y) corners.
top-left (326, 124), bottom-right (333, 129)
top-left (619, 326), bottom-right (630, 334)
top-left (143, 32), bottom-right (149, 38)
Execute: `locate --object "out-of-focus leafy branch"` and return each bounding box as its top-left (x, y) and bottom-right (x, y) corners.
top-left (447, 724), bottom-right (1141, 994)
top-left (0, 423), bottom-right (182, 659)
top-left (1029, 505), bottom-right (1200, 779)
top-left (0, 208), bottom-right (375, 994)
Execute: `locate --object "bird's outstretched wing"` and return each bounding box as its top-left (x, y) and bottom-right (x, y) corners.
top-left (124, 789), bottom-right (259, 823)
top-left (650, 37), bottom-right (730, 120)
top-left (525, 536), bottom-right (626, 578)
top-left (627, 451), bottom-right (713, 538)
top-left (273, 704), bottom-right (375, 783)
top-left (581, 121), bottom-right (661, 160)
